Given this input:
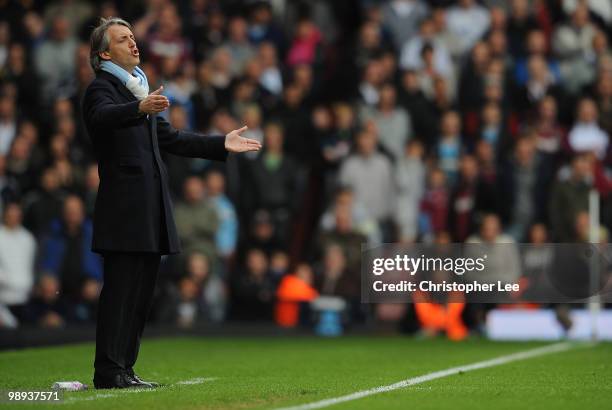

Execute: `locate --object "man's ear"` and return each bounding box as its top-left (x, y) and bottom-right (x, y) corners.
top-left (99, 51), bottom-right (111, 61)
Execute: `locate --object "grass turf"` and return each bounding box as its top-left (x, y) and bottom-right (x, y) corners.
top-left (0, 337), bottom-right (610, 409)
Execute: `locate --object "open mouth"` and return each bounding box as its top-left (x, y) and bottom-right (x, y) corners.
top-left (132, 49), bottom-right (139, 56)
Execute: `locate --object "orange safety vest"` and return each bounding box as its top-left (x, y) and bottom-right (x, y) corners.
top-left (413, 290), bottom-right (468, 341)
top-left (275, 275), bottom-right (319, 327)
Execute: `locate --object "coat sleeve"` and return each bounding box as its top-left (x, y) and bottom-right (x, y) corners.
top-left (82, 80), bottom-right (143, 129)
top-left (154, 114), bottom-right (228, 161)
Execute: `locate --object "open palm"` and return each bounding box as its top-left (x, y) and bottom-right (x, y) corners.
top-left (225, 126), bottom-right (262, 153)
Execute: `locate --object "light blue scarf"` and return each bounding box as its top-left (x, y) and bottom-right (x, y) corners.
top-left (100, 60), bottom-right (149, 100)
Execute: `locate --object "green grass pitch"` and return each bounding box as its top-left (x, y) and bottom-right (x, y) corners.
top-left (0, 337), bottom-right (610, 409)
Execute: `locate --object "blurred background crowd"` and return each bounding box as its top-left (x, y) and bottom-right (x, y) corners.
top-left (0, 0), bottom-right (611, 337)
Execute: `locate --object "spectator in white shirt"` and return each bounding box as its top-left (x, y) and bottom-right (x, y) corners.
top-left (0, 203), bottom-right (36, 327)
top-left (568, 98), bottom-right (609, 159)
top-left (360, 83), bottom-right (413, 161)
top-left (446, 0), bottom-right (491, 58)
top-left (381, 0), bottom-right (429, 50)
top-left (339, 129), bottom-right (394, 223)
top-left (400, 18), bottom-right (453, 77)
top-left (258, 42), bottom-right (283, 96)
top-left (553, 4), bottom-right (597, 93)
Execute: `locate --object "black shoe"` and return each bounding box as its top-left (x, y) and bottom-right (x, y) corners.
top-left (93, 372), bottom-right (140, 389)
top-left (126, 369), bottom-right (160, 388)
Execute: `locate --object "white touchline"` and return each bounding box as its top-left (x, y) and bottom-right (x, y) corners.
top-left (176, 377), bottom-right (218, 385)
top-left (273, 342), bottom-right (595, 410)
top-left (62, 376), bottom-right (218, 404)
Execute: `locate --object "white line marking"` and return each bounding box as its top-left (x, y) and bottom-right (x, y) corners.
top-left (62, 376), bottom-right (217, 404)
top-left (176, 377), bottom-right (218, 385)
top-left (274, 342), bottom-right (593, 410)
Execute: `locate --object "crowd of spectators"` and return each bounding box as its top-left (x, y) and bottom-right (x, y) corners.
top-left (0, 0), bottom-right (612, 336)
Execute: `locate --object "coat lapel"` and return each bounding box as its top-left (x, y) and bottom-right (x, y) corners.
top-left (97, 71), bottom-right (138, 103)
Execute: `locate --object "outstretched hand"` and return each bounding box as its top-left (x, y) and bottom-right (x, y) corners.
top-left (138, 86), bottom-right (169, 115)
top-left (225, 126), bottom-right (262, 153)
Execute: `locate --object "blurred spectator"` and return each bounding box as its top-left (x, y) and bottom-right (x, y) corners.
top-left (0, 155), bottom-right (19, 208)
top-left (594, 71), bottom-right (612, 140)
top-left (314, 243), bottom-right (360, 322)
top-left (248, 122), bottom-right (302, 241)
top-left (319, 103), bottom-right (353, 196)
top-left (515, 54), bottom-right (564, 118)
top-left (6, 136), bottom-right (36, 191)
top-left (514, 29), bottom-right (561, 86)
top-left (223, 16), bottom-right (255, 76)
top-left (145, 4), bottom-right (192, 68)
top-left (241, 209), bottom-right (283, 257)
top-left (381, 0), bottom-right (429, 50)
top-left (33, 16), bottom-right (78, 103)
top-left (458, 42), bottom-right (490, 113)
top-left (22, 168), bottom-right (66, 237)
top-left (420, 168), bottom-right (450, 238)
top-left (205, 170), bottom-right (238, 260)
top-left (191, 61), bottom-right (219, 132)
top-left (549, 153), bottom-right (593, 241)
top-left (0, 95), bottom-right (17, 156)
top-left (339, 129), bottom-right (394, 233)
top-left (248, 2), bottom-right (285, 52)
top-left (360, 83), bottom-right (412, 161)
top-left (162, 59), bottom-right (197, 128)
top-left (275, 262), bottom-right (318, 327)
top-left (39, 195), bottom-right (102, 322)
top-left (398, 69), bottom-right (440, 143)
top-left (506, 0), bottom-right (539, 58)
top-left (436, 110), bottom-right (463, 185)
top-left (520, 222), bottom-right (554, 300)
top-left (269, 249), bottom-right (290, 285)
top-left (499, 137), bottom-right (552, 240)
top-left (209, 47), bottom-right (233, 102)
top-left (355, 20), bottom-right (387, 71)
top-left (258, 42), bottom-right (283, 97)
top-left (43, 0), bottom-right (93, 36)
top-left (25, 274), bottom-right (67, 328)
top-left (446, 0), bottom-right (491, 57)
top-left (174, 176), bottom-right (219, 262)
top-left (231, 248), bottom-right (274, 321)
top-left (273, 83), bottom-right (312, 162)
top-left (562, 0), bottom-right (612, 25)
top-left (530, 95), bottom-right (565, 158)
top-left (395, 139), bottom-right (426, 243)
top-left (466, 213), bottom-right (521, 286)
top-left (319, 187), bottom-right (381, 245)
top-left (161, 251), bottom-right (226, 327)
top-left (553, 3), bottom-right (597, 94)
top-left (3, 43), bottom-right (41, 121)
top-left (316, 204), bottom-right (367, 278)
top-left (449, 154), bottom-right (481, 242)
top-left (400, 18), bottom-right (453, 77)
top-left (478, 102), bottom-right (510, 156)
top-left (0, 203), bottom-right (36, 327)
top-left (567, 97), bottom-right (609, 159)
top-left (240, 105), bottom-right (265, 160)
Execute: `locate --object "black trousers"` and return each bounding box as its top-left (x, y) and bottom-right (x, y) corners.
top-left (94, 251), bottom-right (161, 377)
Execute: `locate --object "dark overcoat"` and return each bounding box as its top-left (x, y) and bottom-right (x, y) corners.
top-left (81, 71), bottom-right (227, 255)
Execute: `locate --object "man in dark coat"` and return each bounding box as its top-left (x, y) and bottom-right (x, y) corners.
top-left (82, 17), bottom-right (261, 389)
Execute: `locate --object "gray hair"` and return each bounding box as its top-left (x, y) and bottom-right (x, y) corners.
top-left (89, 17), bottom-right (133, 72)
